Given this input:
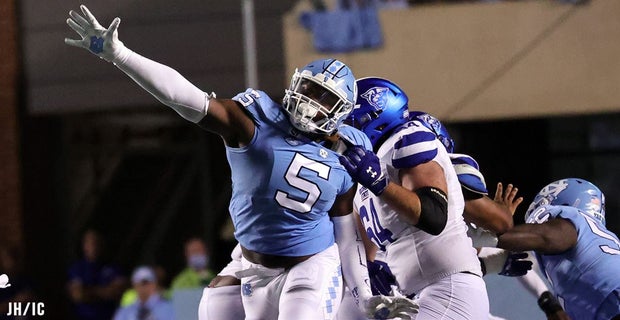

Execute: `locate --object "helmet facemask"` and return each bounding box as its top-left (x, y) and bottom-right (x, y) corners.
top-left (283, 69), bottom-right (354, 136)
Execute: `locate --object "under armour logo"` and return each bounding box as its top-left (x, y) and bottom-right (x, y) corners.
top-left (366, 166), bottom-right (377, 178)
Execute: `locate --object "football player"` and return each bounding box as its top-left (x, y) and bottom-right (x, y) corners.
top-left (498, 178), bottom-right (620, 320)
top-left (64, 6), bottom-right (416, 320)
top-left (340, 77), bottom-right (489, 319)
top-left (411, 111), bottom-right (570, 320)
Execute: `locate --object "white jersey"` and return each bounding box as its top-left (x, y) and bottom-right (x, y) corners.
top-left (354, 120), bottom-right (481, 295)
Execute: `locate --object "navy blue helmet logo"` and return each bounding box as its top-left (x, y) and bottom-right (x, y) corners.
top-left (360, 87), bottom-right (389, 110)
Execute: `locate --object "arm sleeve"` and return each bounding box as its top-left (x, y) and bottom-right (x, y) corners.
top-left (517, 263), bottom-right (550, 297)
top-left (113, 49), bottom-right (211, 123)
top-left (332, 213), bottom-right (373, 307)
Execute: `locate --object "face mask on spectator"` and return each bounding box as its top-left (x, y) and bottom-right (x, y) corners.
top-left (188, 254), bottom-right (209, 270)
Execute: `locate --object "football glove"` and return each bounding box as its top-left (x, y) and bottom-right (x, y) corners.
top-left (339, 145), bottom-right (389, 196)
top-left (479, 247), bottom-right (532, 277)
top-left (364, 295), bottom-right (419, 320)
top-left (64, 5), bottom-right (128, 63)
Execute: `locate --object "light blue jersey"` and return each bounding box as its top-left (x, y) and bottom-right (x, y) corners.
top-left (227, 89), bottom-right (362, 257)
top-left (527, 205), bottom-right (620, 320)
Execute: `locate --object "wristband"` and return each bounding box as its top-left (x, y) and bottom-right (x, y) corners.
top-left (537, 291), bottom-right (563, 315)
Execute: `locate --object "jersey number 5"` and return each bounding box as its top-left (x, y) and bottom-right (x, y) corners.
top-left (582, 214), bottom-right (620, 255)
top-left (275, 153), bottom-right (330, 213)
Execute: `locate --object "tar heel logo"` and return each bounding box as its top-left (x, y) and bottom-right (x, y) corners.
top-left (2, 274), bottom-right (46, 317)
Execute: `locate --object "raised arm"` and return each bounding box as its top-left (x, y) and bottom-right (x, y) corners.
top-left (64, 5), bottom-right (254, 147)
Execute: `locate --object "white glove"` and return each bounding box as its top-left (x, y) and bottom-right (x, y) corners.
top-left (64, 5), bottom-right (129, 63)
top-left (364, 295), bottom-right (419, 320)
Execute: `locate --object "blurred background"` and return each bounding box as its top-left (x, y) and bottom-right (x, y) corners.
top-left (1, 0), bottom-right (618, 319)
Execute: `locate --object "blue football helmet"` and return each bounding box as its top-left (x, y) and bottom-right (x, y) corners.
top-left (525, 178), bottom-right (606, 225)
top-left (409, 111), bottom-right (454, 153)
top-left (283, 59), bottom-right (357, 135)
top-left (346, 77), bottom-right (409, 147)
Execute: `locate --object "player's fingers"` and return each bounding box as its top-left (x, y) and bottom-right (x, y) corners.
top-left (512, 196), bottom-right (524, 208)
top-left (504, 184), bottom-right (519, 202)
top-left (80, 5), bottom-right (103, 29)
top-left (494, 182), bottom-right (503, 201)
top-left (342, 149), bottom-right (363, 165)
top-left (502, 184), bottom-right (513, 201)
top-left (64, 38), bottom-right (85, 48)
top-left (107, 17), bottom-right (121, 34)
top-left (353, 146), bottom-right (366, 159)
top-left (509, 188), bottom-right (519, 203)
top-left (66, 18), bottom-right (87, 38)
top-left (69, 9), bottom-right (90, 29)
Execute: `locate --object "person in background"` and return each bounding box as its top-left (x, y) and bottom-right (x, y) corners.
top-left (67, 228), bottom-right (127, 320)
top-left (120, 265), bottom-right (170, 307)
top-left (113, 266), bottom-right (175, 320)
top-left (171, 237), bottom-right (215, 291)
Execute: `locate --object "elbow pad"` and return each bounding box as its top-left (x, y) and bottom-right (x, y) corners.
top-left (415, 187), bottom-right (448, 235)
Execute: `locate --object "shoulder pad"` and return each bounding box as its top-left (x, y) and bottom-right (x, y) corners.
top-left (449, 153), bottom-right (480, 170)
top-left (453, 163), bottom-right (488, 195)
top-left (450, 153), bottom-right (487, 194)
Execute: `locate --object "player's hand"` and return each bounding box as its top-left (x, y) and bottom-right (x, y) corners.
top-left (499, 252), bottom-right (532, 277)
top-left (368, 260), bottom-right (397, 296)
top-left (64, 5), bottom-right (127, 62)
top-left (478, 247), bottom-right (532, 277)
top-left (494, 182), bottom-right (523, 215)
top-left (538, 291), bottom-right (570, 320)
top-left (339, 145), bottom-right (389, 195)
top-left (363, 295), bottom-right (419, 320)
